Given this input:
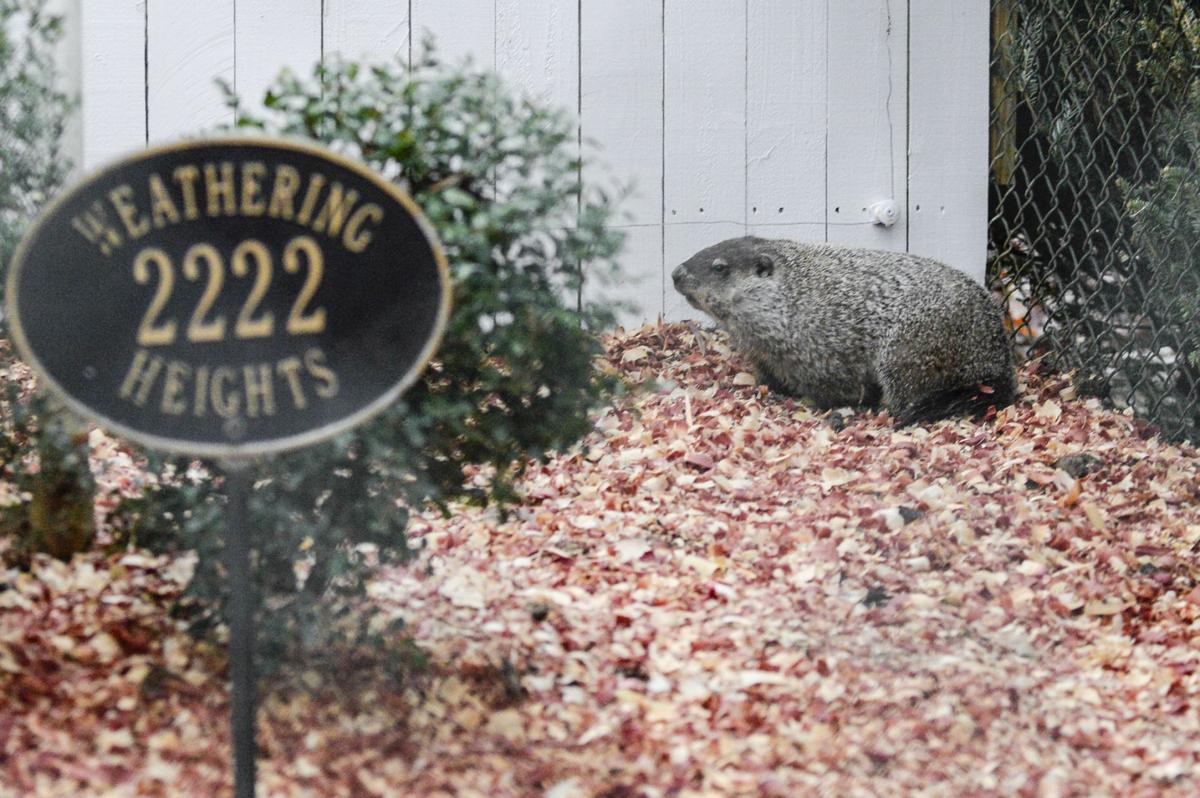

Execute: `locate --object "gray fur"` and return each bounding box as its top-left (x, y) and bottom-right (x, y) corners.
top-left (671, 237), bottom-right (1016, 423)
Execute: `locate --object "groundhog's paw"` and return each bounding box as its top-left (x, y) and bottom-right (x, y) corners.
top-left (753, 368), bottom-right (795, 396)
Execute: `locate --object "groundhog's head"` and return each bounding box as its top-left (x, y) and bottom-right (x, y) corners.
top-left (671, 237), bottom-right (775, 322)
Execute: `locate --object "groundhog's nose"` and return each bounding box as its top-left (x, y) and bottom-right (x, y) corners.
top-left (670, 263), bottom-right (686, 288)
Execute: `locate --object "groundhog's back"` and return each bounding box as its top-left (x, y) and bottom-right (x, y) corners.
top-left (768, 240), bottom-right (1015, 411)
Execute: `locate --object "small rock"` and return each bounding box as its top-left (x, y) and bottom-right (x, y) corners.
top-left (1072, 372), bottom-right (1110, 400)
top-left (1016, 559), bottom-right (1047, 577)
top-left (904, 556), bottom-right (931, 572)
top-left (1054, 453), bottom-right (1101, 479)
top-left (863, 586), bottom-right (890, 607)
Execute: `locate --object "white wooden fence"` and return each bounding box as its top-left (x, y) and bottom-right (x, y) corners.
top-left (64, 1), bottom-right (987, 323)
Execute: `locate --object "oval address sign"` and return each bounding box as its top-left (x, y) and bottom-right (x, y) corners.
top-left (5, 137), bottom-right (449, 458)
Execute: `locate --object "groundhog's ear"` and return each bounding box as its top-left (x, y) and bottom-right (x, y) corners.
top-left (754, 253), bottom-right (774, 277)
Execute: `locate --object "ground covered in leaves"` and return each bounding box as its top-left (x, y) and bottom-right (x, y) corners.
top-left (5, 323), bottom-right (1200, 796)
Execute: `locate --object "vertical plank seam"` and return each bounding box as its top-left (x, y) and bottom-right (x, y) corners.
top-left (577, 1), bottom-right (583, 200)
top-left (319, 0), bottom-right (325, 68)
top-left (143, 0), bottom-right (149, 144)
top-left (57, 0), bottom-right (83, 171)
top-left (905, 0), bottom-right (911, 253)
top-left (232, 0), bottom-right (238, 123)
top-left (408, 0), bottom-right (413, 69)
top-left (822, 0), bottom-right (828, 242)
top-left (316, 0), bottom-right (324, 134)
top-left (742, 0), bottom-right (748, 236)
top-left (884, 0), bottom-right (895, 199)
top-left (577, 0), bottom-right (583, 313)
top-left (660, 0), bottom-right (667, 318)
top-left (491, 0), bottom-right (498, 202)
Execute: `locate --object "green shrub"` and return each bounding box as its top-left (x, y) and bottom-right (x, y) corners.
top-left (1114, 6), bottom-right (1200, 378)
top-left (0, 0), bottom-right (70, 294)
top-left (1120, 89), bottom-right (1200, 375)
top-left (0, 369), bottom-right (95, 563)
top-left (0, 1), bottom-right (92, 563)
top-left (122, 44), bottom-right (627, 675)
top-left (992, 0), bottom-right (1200, 436)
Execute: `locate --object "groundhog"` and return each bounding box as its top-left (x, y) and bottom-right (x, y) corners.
top-left (671, 237), bottom-right (1016, 424)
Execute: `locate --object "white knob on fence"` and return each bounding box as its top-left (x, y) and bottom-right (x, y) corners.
top-left (868, 200), bottom-right (900, 227)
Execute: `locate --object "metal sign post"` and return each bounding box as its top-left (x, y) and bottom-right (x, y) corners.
top-left (5, 137), bottom-right (449, 797)
top-left (222, 463), bottom-right (256, 798)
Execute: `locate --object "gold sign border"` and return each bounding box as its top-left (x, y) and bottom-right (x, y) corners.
top-left (4, 135), bottom-right (451, 460)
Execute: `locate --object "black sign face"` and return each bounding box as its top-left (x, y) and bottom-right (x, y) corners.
top-left (5, 137), bottom-right (449, 458)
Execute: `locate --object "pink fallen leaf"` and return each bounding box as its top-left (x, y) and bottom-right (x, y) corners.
top-left (621, 345), bottom-right (651, 363)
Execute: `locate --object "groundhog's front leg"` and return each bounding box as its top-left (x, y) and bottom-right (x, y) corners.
top-left (753, 363), bottom-right (830, 404)
top-left (755, 360), bottom-right (883, 413)
top-left (754, 364), bottom-right (797, 396)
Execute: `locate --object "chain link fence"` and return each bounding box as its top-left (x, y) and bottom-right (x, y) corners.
top-left (989, 0), bottom-right (1200, 442)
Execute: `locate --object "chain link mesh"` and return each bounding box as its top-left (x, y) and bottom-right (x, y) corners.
top-left (989, 0), bottom-right (1200, 441)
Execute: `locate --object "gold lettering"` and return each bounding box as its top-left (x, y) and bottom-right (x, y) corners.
top-left (241, 161), bottom-right (267, 216)
top-left (295, 173), bottom-right (326, 226)
top-left (194, 364), bottom-right (210, 417)
top-left (172, 165), bottom-right (201, 220)
top-left (211, 367), bottom-right (240, 418)
top-left (267, 164), bottom-right (301, 221)
top-left (109, 184), bottom-right (150, 239)
top-left (342, 203), bottom-right (383, 253)
top-left (203, 162), bottom-right (237, 217)
top-left (311, 182), bottom-right (358, 237)
top-left (148, 174), bottom-right (182, 228)
top-left (243, 364), bottom-right (276, 418)
top-left (160, 360), bottom-right (191, 415)
top-left (70, 202), bottom-right (124, 256)
top-left (305, 348), bottom-right (339, 399)
top-left (276, 357), bottom-right (307, 410)
top-left (118, 350), bottom-right (163, 407)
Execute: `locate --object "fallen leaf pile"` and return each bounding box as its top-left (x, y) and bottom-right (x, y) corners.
top-left (5, 322), bottom-right (1200, 796)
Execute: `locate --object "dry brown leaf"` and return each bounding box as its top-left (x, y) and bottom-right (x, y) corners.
top-left (7, 325), bottom-right (1200, 797)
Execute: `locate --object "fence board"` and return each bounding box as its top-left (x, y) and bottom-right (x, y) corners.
top-left (72, 2), bottom-right (990, 323)
top-left (235, 0), bottom-right (322, 113)
top-left (146, 1), bottom-right (235, 143)
top-left (909, 0), bottom-right (988, 281)
top-left (662, 0), bottom-right (746, 322)
top-left (496, 1), bottom-right (577, 113)
top-left (49, 0), bottom-right (83, 174)
top-left (411, 0), bottom-right (493, 69)
top-left (580, 0), bottom-right (663, 322)
top-left (597, 227), bottom-right (662, 327)
top-left (826, 0), bottom-right (907, 251)
top-left (78, 0), bottom-right (144, 168)
top-left (746, 0), bottom-right (826, 244)
top-left (495, 0), bottom-right (578, 202)
top-left (323, 0), bottom-right (410, 67)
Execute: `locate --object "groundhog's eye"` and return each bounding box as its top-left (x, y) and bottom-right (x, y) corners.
top-left (712, 258), bottom-right (729, 275)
